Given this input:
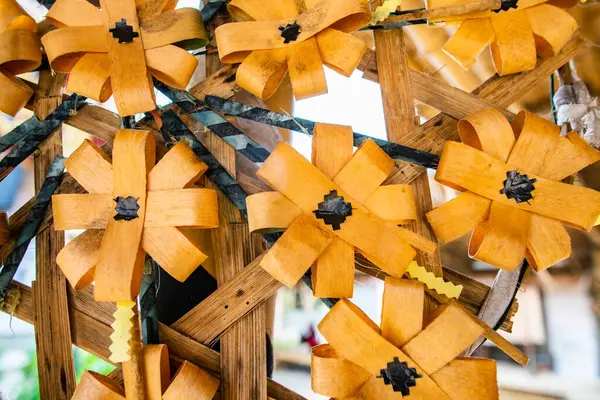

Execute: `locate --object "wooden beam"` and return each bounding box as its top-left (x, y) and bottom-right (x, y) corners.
top-left (0, 281), bottom-right (305, 400)
top-left (373, 12), bottom-right (442, 314)
top-left (31, 70), bottom-right (76, 399)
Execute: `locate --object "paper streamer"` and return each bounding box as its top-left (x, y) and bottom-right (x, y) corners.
top-left (405, 261), bottom-right (463, 299)
top-left (369, 0), bottom-right (402, 25)
top-left (109, 300), bottom-right (136, 363)
top-left (0, 156), bottom-right (65, 300)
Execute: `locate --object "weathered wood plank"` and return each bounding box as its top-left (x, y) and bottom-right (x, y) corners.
top-left (32, 70), bottom-right (76, 399)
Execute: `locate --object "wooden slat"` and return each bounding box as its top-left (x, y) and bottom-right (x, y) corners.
top-left (32, 69), bottom-right (76, 399)
top-left (373, 11), bottom-right (442, 314)
top-left (0, 281), bottom-right (305, 400)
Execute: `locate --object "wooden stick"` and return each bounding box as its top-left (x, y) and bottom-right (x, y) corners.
top-left (31, 69), bottom-right (76, 399)
top-left (382, 0), bottom-right (500, 24)
top-left (122, 301), bottom-right (147, 400)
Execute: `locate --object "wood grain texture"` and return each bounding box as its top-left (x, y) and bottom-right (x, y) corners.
top-left (31, 69), bottom-right (76, 399)
top-left (0, 281), bottom-right (306, 400)
top-left (373, 15), bottom-right (441, 314)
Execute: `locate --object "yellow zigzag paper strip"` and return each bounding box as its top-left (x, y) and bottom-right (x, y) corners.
top-left (109, 301), bottom-right (135, 363)
top-left (406, 261), bottom-right (463, 299)
top-left (370, 0), bottom-right (402, 25)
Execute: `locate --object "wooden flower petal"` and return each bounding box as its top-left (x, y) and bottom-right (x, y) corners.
top-left (144, 189), bottom-right (219, 228)
top-left (215, 0), bottom-right (370, 63)
top-left (148, 141), bottom-right (208, 190)
top-left (526, 214), bottom-right (570, 272)
top-left (227, 0), bottom-right (299, 21)
top-left (100, 0), bottom-right (155, 116)
top-left (246, 192), bottom-right (302, 233)
top-left (311, 121), bottom-right (354, 298)
top-left (443, 18), bottom-right (494, 70)
top-left (142, 344), bottom-right (170, 400)
top-left (468, 202), bottom-right (530, 271)
top-left (315, 28), bottom-right (367, 77)
top-left (0, 0), bottom-right (36, 32)
top-left (490, 11), bottom-right (537, 75)
top-left (457, 108), bottom-right (515, 162)
top-left (436, 142), bottom-right (600, 231)
top-left (426, 192), bottom-right (491, 244)
top-left (139, 8), bottom-right (208, 50)
top-left (541, 131), bottom-right (600, 181)
top-left (318, 298), bottom-right (451, 399)
top-left (431, 358), bottom-right (499, 400)
top-left (56, 229), bottom-right (103, 290)
top-left (311, 344), bottom-right (371, 398)
top-left (163, 361), bottom-right (219, 400)
top-left (42, 26), bottom-right (108, 72)
top-left (334, 138), bottom-right (395, 204)
top-left (428, 0), bottom-right (547, 22)
top-left (402, 301), bottom-right (486, 375)
top-left (287, 38), bottom-right (328, 100)
top-left (235, 47), bottom-right (288, 99)
top-left (72, 371), bottom-right (125, 400)
top-left (146, 45), bottom-right (198, 90)
top-left (136, 0), bottom-right (179, 20)
top-left (52, 193), bottom-right (112, 230)
top-left (142, 227), bottom-right (208, 282)
top-left (67, 53), bottom-right (113, 103)
top-left (259, 213), bottom-right (334, 288)
top-left (381, 278), bottom-right (424, 348)
top-left (45, 0), bottom-right (103, 28)
top-left (95, 129), bottom-right (155, 302)
top-left (0, 69), bottom-right (34, 117)
top-left (364, 184), bottom-right (417, 224)
top-left (526, 4), bottom-right (577, 58)
top-left (508, 110), bottom-right (560, 177)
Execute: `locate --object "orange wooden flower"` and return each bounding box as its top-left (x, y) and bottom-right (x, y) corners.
top-left (215, 0), bottom-right (371, 100)
top-left (52, 130), bottom-right (218, 302)
top-left (428, 0), bottom-right (577, 75)
top-left (313, 278), bottom-right (499, 399)
top-left (74, 344), bottom-right (219, 400)
top-left (427, 108), bottom-right (600, 272)
top-left (41, 0), bottom-right (208, 116)
top-left (0, 0), bottom-right (41, 116)
top-left (247, 123), bottom-right (437, 298)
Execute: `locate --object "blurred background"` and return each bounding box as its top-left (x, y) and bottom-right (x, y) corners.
top-left (2, 0), bottom-right (600, 399)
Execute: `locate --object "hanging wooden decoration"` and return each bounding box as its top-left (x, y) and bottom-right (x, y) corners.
top-left (246, 122), bottom-right (437, 298)
top-left (51, 129), bottom-right (219, 302)
top-left (313, 278), bottom-right (500, 399)
top-left (41, 0), bottom-right (208, 116)
top-left (427, 108), bottom-right (600, 272)
top-left (214, 0), bottom-right (371, 100)
top-left (0, 0), bottom-right (41, 116)
top-left (428, 0), bottom-right (578, 75)
top-left (74, 344), bottom-right (219, 400)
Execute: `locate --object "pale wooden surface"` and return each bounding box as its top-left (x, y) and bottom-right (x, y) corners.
top-left (32, 69), bottom-right (76, 399)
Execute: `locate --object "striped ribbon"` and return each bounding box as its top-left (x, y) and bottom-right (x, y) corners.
top-left (0, 94), bottom-right (87, 182)
top-left (204, 95), bottom-right (441, 169)
top-left (0, 156), bottom-right (65, 300)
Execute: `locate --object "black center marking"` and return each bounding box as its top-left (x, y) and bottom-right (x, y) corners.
top-left (377, 357), bottom-right (422, 395)
top-left (278, 21), bottom-right (301, 43)
top-left (500, 170), bottom-right (537, 204)
top-left (493, 0), bottom-right (518, 13)
top-left (313, 190), bottom-right (352, 230)
top-left (114, 196), bottom-right (140, 221)
top-left (109, 19), bottom-right (139, 43)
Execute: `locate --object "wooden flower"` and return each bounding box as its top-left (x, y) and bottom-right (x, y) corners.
top-left (41, 0), bottom-right (208, 116)
top-left (427, 108), bottom-right (600, 272)
top-left (52, 130), bottom-right (219, 302)
top-left (0, 0), bottom-right (41, 116)
top-left (429, 0), bottom-right (577, 75)
top-left (247, 123), bottom-right (437, 298)
top-left (74, 344), bottom-right (219, 400)
top-left (313, 278), bottom-right (499, 399)
top-left (215, 0), bottom-right (371, 100)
